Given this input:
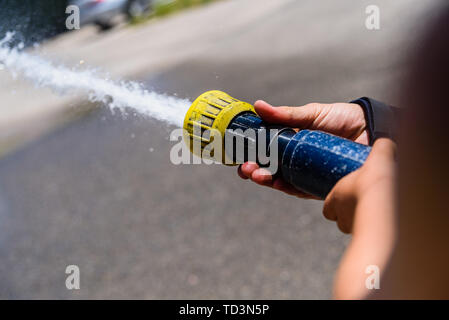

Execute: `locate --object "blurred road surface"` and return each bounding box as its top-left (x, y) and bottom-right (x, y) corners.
top-left (0, 0), bottom-right (443, 298)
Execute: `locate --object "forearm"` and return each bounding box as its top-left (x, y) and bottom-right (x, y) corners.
top-left (333, 156), bottom-right (397, 299)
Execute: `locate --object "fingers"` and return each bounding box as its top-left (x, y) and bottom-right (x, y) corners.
top-left (238, 162), bottom-right (319, 199)
top-left (239, 162), bottom-right (273, 186)
top-left (251, 167), bottom-right (275, 185)
top-left (272, 178), bottom-right (318, 199)
top-left (354, 131), bottom-right (369, 145)
top-left (239, 162), bottom-right (259, 179)
top-left (272, 178), bottom-right (301, 195)
top-left (323, 171), bottom-right (358, 234)
top-left (237, 165), bottom-right (249, 180)
top-left (254, 100), bottom-right (320, 128)
top-left (332, 208), bottom-right (355, 234)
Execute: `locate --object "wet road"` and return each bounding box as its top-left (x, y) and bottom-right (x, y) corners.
top-left (0, 0), bottom-right (442, 299)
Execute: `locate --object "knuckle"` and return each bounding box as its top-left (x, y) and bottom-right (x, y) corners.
top-left (286, 107), bottom-right (295, 120)
top-left (337, 219), bottom-right (351, 234)
top-left (303, 102), bottom-right (321, 110)
top-left (323, 196), bottom-right (337, 221)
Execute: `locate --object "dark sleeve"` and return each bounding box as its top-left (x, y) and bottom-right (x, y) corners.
top-left (351, 97), bottom-right (400, 145)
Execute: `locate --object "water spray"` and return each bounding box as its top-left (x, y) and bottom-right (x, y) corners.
top-left (0, 32), bottom-right (190, 127)
top-left (183, 91), bottom-right (371, 199)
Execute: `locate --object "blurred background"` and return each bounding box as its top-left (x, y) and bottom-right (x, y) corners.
top-left (0, 0), bottom-right (444, 299)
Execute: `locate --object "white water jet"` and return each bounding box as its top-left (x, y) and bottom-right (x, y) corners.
top-left (0, 32), bottom-right (190, 127)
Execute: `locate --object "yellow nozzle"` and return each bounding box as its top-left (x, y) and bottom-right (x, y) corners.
top-left (183, 90), bottom-right (256, 165)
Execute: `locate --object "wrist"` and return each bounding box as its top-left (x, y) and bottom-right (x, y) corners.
top-left (351, 97), bottom-right (398, 145)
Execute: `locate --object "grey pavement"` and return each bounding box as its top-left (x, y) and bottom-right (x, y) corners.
top-left (0, 0), bottom-right (443, 299)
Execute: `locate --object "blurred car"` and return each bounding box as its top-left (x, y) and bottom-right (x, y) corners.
top-left (69, 0), bottom-right (153, 30)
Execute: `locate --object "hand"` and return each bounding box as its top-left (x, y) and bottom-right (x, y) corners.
top-left (323, 138), bottom-right (396, 234)
top-left (237, 100), bottom-right (368, 198)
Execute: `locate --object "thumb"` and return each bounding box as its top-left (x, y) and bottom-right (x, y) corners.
top-left (365, 138), bottom-right (397, 165)
top-left (254, 100), bottom-right (321, 128)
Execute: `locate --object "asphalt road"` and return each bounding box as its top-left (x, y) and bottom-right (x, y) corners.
top-left (0, 0), bottom-right (443, 299)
